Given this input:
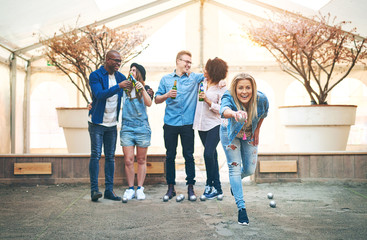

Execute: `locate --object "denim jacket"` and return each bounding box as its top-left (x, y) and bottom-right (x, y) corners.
top-left (219, 90), bottom-right (269, 145)
top-left (88, 66), bottom-right (126, 124)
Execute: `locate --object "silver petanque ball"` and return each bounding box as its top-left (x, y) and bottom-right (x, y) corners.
top-left (200, 195), bottom-right (206, 201)
top-left (176, 194), bottom-right (184, 202)
top-left (217, 194), bottom-right (224, 201)
top-left (267, 193), bottom-right (274, 199)
top-left (237, 114), bottom-right (246, 123)
top-left (122, 197), bottom-right (128, 203)
top-left (269, 200), bottom-right (276, 208)
top-left (163, 195), bottom-right (169, 202)
top-left (189, 195), bottom-right (197, 201)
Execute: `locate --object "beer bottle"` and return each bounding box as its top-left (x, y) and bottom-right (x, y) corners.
top-left (198, 82), bottom-right (204, 101)
top-left (171, 80), bottom-right (177, 99)
top-left (128, 73), bottom-right (139, 93)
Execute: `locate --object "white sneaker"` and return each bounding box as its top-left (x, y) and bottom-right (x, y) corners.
top-left (123, 189), bottom-right (135, 200)
top-left (136, 187), bottom-right (146, 200)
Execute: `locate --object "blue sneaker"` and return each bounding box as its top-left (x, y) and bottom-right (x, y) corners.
top-left (206, 187), bottom-right (222, 199)
top-left (203, 185), bottom-right (212, 197)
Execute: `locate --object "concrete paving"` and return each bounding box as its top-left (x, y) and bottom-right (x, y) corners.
top-left (0, 172), bottom-right (366, 240)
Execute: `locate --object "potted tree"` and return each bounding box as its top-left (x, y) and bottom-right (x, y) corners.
top-left (247, 12), bottom-right (367, 151)
top-left (40, 24), bottom-right (146, 153)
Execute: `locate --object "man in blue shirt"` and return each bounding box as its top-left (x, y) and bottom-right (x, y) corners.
top-left (155, 50), bottom-right (204, 201)
top-left (88, 50), bottom-right (132, 202)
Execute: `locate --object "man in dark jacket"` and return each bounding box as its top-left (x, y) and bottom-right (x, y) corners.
top-left (88, 50), bottom-right (132, 202)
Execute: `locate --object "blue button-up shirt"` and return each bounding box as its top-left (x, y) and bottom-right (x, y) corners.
top-left (220, 90), bottom-right (269, 145)
top-left (156, 71), bottom-right (204, 126)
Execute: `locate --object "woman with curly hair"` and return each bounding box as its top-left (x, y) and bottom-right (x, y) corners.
top-left (193, 57), bottom-right (228, 199)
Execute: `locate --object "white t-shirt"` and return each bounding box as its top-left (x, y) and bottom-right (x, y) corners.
top-left (100, 74), bottom-right (118, 127)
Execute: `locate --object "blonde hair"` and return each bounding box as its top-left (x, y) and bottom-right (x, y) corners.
top-left (176, 50), bottom-right (192, 62)
top-left (229, 73), bottom-right (258, 127)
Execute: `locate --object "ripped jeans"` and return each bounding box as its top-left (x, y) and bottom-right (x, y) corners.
top-left (220, 128), bottom-right (258, 210)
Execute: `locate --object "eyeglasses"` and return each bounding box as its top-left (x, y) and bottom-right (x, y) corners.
top-left (179, 59), bottom-right (192, 65)
top-left (109, 58), bottom-right (122, 63)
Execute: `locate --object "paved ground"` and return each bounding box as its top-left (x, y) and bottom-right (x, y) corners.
top-left (0, 172), bottom-right (366, 240)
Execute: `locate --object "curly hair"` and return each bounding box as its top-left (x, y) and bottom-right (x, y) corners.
top-left (205, 57), bottom-right (228, 83)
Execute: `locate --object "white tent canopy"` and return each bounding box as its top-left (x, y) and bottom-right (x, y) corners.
top-left (1, 0), bottom-right (366, 61)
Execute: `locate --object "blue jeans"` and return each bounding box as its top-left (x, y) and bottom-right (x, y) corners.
top-left (220, 127), bottom-right (258, 210)
top-left (198, 125), bottom-right (222, 192)
top-left (163, 124), bottom-right (195, 185)
top-left (88, 122), bottom-right (117, 192)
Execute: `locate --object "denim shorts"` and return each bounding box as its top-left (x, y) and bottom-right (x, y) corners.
top-left (120, 123), bottom-right (151, 148)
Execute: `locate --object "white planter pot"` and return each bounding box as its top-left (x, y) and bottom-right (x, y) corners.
top-left (56, 107), bottom-right (90, 153)
top-left (279, 105), bottom-right (357, 152)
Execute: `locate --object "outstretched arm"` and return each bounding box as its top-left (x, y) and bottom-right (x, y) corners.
top-left (222, 108), bottom-right (247, 122)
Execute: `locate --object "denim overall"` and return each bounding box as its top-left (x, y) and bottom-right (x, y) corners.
top-left (120, 92), bottom-right (151, 147)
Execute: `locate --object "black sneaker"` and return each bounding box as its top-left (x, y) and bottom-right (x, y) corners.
top-left (104, 190), bottom-right (122, 201)
top-left (91, 190), bottom-right (102, 202)
top-left (238, 208), bottom-right (249, 226)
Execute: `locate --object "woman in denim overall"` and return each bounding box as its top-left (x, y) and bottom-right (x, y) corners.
top-left (220, 73), bottom-right (269, 225)
top-left (121, 63), bottom-right (152, 201)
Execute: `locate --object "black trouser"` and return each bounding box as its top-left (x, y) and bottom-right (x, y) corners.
top-left (163, 124), bottom-right (195, 185)
top-left (198, 125), bottom-right (222, 192)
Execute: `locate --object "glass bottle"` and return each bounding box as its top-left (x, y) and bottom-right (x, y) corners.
top-left (198, 82), bottom-right (204, 101)
top-left (171, 80), bottom-right (177, 99)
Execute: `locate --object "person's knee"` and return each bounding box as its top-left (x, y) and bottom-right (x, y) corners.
top-left (124, 157), bottom-right (134, 166)
top-left (227, 161), bottom-right (241, 175)
top-left (228, 161), bottom-right (241, 168)
top-left (105, 157), bottom-right (115, 163)
top-left (228, 161), bottom-right (241, 177)
top-left (90, 149), bottom-right (101, 160)
top-left (136, 157), bottom-right (146, 165)
top-left (242, 161), bottom-right (257, 177)
top-left (242, 168), bottom-right (255, 178)
top-left (203, 150), bottom-right (213, 161)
